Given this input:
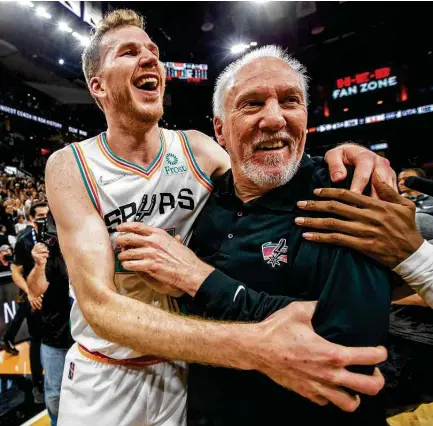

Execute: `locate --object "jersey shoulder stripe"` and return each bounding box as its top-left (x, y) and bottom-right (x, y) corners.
top-left (177, 130), bottom-right (213, 192)
top-left (70, 142), bottom-right (102, 215)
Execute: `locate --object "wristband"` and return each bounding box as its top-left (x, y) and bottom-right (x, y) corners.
top-left (393, 240), bottom-right (433, 308)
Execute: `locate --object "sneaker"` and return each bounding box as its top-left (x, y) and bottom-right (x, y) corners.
top-left (3, 340), bottom-right (19, 356)
top-left (32, 386), bottom-right (45, 404)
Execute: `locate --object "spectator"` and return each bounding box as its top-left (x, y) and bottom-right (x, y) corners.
top-left (398, 168), bottom-right (433, 215)
top-left (0, 244), bottom-right (12, 273)
top-left (15, 215), bottom-right (27, 234)
top-left (27, 213), bottom-right (72, 425)
top-left (15, 197), bottom-right (26, 217)
top-left (2, 201), bottom-right (16, 236)
top-left (0, 225), bottom-right (9, 247)
top-left (2, 201), bottom-right (49, 404)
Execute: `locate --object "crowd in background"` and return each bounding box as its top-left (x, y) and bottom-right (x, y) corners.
top-left (0, 166), bottom-right (46, 256)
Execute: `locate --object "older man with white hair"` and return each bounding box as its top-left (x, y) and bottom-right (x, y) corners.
top-left (117, 45), bottom-right (398, 425)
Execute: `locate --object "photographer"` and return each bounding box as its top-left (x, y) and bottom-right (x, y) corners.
top-left (27, 211), bottom-right (72, 426)
top-left (2, 201), bottom-right (48, 404)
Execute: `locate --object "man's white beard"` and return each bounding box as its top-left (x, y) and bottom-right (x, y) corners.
top-left (240, 151), bottom-right (301, 188)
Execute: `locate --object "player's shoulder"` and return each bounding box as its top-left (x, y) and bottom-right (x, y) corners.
top-left (183, 129), bottom-right (216, 148)
top-left (46, 145), bottom-right (75, 175)
top-left (184, 130), bottom-right (228, 158)
top-left (182, 129), bottom-right (230, 179)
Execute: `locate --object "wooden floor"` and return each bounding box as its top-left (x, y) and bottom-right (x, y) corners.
top-left (0, 342), bottom-right (31, 375)
top-left (20, 410), bottom-right (49, 426)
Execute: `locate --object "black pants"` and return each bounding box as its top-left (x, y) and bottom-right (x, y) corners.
top-left (4, 298), bottom-right (43, 389)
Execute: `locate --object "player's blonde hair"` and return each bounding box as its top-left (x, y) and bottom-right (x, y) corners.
top-left (81, 9), bottom-right (145, 108)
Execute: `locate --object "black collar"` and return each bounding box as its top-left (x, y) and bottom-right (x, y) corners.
top-left (213, 154), bottom-right (316, 212)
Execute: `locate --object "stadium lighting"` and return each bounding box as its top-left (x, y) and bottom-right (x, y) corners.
top-left (250, 41), bottom-right (258, 47)
top-left (72, 32), bottom-right (90, 47)
top-left (230, 44), bottom-right (250, 55)
top-left (58, 21), bottom-right (73, 33)
top-left (80, 37), bottom-right (90, 47)
top-left (36, 6), bottom-right (51, 19)
top-left (17, 0), bottom-right (34, 7)
top-left (58, 59), bottom-right (65, 65)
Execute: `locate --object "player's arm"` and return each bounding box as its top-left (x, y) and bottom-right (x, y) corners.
top-left (11, 264), bottom-right (29, 293)
top-left (393, 294), bottom-right (429, 307)
top-left (45, 146), bottom-right (261, 366)
top-left (184, 130), bottom-right (230, 179)
top-left (181, 268), bottom-right (296, 321)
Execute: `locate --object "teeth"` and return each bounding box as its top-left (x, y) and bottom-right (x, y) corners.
top-left (258, 140), bottom-right (285, 149)
top-left (135, 77), bottom-right (158, 88)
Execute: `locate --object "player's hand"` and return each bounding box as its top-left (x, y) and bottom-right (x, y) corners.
top-left (31, 243), bottom-right (49, 266)
top-left (295, 173), bottom-right (424, 268)
top-left (251, 301), bottom-right (386, 412)
top-left (324, 143), bottom-right (397, 198)
top-left (28, 294), bottom-right (43, 311)
top-left (115, 223), bottom-right (214, 297)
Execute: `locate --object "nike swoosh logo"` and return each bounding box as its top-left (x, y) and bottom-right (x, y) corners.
top-left (233, 285), bottom-right (245, 302)
top-left (99, 174), bottom-right (126, 186)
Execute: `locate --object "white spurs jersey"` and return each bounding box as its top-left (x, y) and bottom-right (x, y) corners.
top-left (69, 128), bottom-right (212, 359)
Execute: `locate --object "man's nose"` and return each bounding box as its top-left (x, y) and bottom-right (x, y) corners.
top-left (138, 50), bottom-right (159, 69)
top-left (258, 101), bottom-right (286, 133)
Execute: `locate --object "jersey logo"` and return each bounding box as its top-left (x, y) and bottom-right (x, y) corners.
top-left (68, 362), bottom-right (75, 380)
top-left (99, 174), bottom-right (126, 186)
top-left (163, 153), bottom-right (187, 176)
top-left (104, 189), bottom-right (195, 233)
top-left (262, 239), bottom-right (288, 267)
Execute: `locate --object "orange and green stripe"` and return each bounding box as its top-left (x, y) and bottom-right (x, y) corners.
top-left (70, 143), bottom-right (102, 215)
top-left (177, 130), bottom-right (213, 192)
top-left (97, 131), bottom-right (166, 179)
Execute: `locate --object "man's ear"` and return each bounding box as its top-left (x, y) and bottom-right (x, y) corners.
top-left (89, 76), bottom-right (106, 105)
top-left (213, 116), bottom-right (226, 148)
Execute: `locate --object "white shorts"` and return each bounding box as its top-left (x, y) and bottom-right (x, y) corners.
top-left (58, 343), bottom-right (187, 426)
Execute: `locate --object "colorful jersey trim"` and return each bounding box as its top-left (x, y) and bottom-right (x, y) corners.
top-left (177, 130), bottom-right (213, 192)
top-left (97, 131), bottom-right (166, 179)
top-left (78, 345), bottom-right (164, 367)
top-left (70, 143), bottom-right (102, 215)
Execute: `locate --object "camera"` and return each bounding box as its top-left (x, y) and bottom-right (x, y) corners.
top-left (36, 217), bottom-right (48, 243)
top-left (36, 212), bottom-right (58, 246)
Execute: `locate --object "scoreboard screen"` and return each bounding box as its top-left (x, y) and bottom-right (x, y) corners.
top-left (164, 62), bottom-right (208, 82)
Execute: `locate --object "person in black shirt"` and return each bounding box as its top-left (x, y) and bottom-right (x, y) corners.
top-left (0, 225), bottom-right (10, 247)
top-left (3, 201), bottom-right (48, 404)
top-left (0, 244), bottom-right (12, 273)
top-left (27, 211), bottom-right (72, 426)
top-left (398, 168), bottom-right (433, 215)
top-left (2, 201), bottom-right (17, 236)
top-left (115, 46), bottom-right (398, 425)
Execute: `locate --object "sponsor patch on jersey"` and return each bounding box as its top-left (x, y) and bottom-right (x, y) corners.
top-left (163, 153), bottom-right (187, 176)
top-left (68, 362), bottom-right (75, 380)
top-left (261, 238), bottom-right (288, 267)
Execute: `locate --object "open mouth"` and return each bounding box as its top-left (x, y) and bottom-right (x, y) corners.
top-left (255, 140), bottom-right (289, 151)
top-left (133, 76), bottom-right (159, 92)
